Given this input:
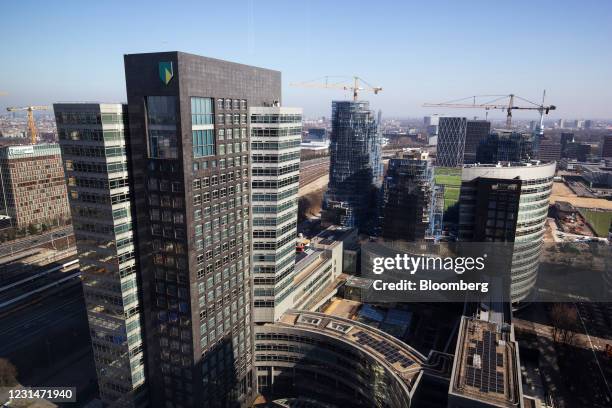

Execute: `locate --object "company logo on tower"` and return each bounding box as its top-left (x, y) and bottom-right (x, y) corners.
top-left (159, 61), bottom-right (174, 85)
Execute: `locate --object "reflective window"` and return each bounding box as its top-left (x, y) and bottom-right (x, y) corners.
top-left (146, 96), bottom-right (178, 159)
top-left (193, 130), bottom-right (215, 157)
top-left (191, 97), bottom-right (214, 125)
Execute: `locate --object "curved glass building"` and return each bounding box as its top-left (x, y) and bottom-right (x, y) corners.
top-left (254, 310), bottom-right (426, 408)
top-left (459, 161), bottom-right (556, 304)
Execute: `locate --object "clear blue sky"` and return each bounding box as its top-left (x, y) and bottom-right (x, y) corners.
top-left (1, 0), bottom-right (611, 119)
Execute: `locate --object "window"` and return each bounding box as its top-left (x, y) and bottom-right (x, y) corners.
top-left (224, 99), bottom-right (231, 110)
top-left (147, 96), bottom-right (178, 159)
top-left (192, 130), bottom-right (215, 157)
top-left (226, 128), bottom-right (233, 139)
top-left (217, 99), bottom-right (223, 110)
top-left (218, 129), bottom-right (225, 140)
top-left (240, 100), bottom-right (247, 110)
top-left (232, 99), bottom-right (239, 110)
top-left (191, 97), bottom-right (214, 125)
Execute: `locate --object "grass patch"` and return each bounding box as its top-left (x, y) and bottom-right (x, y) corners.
top-left (434, 167), bottom-right (462, 210)
top-left (579, 209), bottom-right (612, 237)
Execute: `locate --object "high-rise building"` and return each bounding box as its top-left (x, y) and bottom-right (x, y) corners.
top-left (463, 120), bottom-right (491, 164)
top-left (55, 103), bottom-right (148, 408)
top-left (459, 162), bottom-right (555, 303)
top-left (322, 100), bottom-right (382, 231)
top-left (381, 149), bottom-right (435, 241)
top-left (436, 117), bottom-right (467, 167)
top-left (250, 106), bottom-right (302, 323)
top-left (538, 138), bottom-right (561, 163)
top-left (602, 134), bottom-right (612, 158)
top-left (0, 144), bottom-right (71, 229)
top-left (565, 141), bottom-right (590, 161)
top-left (123, 51), bottom-right (281, 407)
top-left (560, 132), bottom-right (574, 157)
top-left (476, 130), bottom-right (534, 164)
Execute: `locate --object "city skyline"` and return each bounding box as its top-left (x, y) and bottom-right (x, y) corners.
top-left (1, 0), bottom-right (611, 119)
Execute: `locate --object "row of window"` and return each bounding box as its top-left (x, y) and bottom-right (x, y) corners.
top-left (193, 171), bottom-right (242, 190)
top-left (216, 98), bottom-right (247, 111)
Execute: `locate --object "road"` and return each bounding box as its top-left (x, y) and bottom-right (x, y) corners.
top-left (0, 225), bottom-right (74, 256)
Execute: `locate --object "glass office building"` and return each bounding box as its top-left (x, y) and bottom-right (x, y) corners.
top-left (55, 103), bottom-right (148, 408)
top-left (249, 106), bottom-right (302, 323)
top-left (322, 101), bottom-right (382, 231)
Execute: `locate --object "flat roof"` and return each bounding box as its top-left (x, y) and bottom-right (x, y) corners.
top-left (277, 310), bottom-right (426, 392)
top-left (450, 316), bottom-right (522, 407)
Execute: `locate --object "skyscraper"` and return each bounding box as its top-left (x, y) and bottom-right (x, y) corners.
top-left (436, 117), bottom-right (467, 167)
top-left (123, 51), bottom-right (281, 407)
top-left (381, 149), bottom-right (435, 241)
top-left (602, 134), bottom-right (612, 158)
top-left (463, 120), bottom-right (491, 164)
top-left (55, 103), bottom-right (147, 407)
top-left (249, 105), bottom-right (302, 323)
top-left (459, 162), bottom-right (555, 304)
top-left (560, 132), bottom-right (574, 157)
top-left (322, 100), bottom-right (382, 231)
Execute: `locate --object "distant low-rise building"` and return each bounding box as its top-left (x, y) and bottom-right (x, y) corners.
top-left (0, 144), bottom-right (71, 228)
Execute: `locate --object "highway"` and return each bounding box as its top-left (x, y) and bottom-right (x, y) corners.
top-left (0, 225), bottom-right (74, 256)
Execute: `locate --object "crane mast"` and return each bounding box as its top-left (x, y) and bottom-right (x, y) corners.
top-left (6, 105), bottom-right (49, 144)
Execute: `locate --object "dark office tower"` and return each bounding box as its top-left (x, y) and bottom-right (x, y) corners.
top-left (459, 162), bottom-right (555, 304)
top-left (538, 138), bottom-right (561, 163)
top-left (123, 52), bottom-right (280, 408)
top-left (381, 149), bottom-right (435, 241)
top-left (463, 120), bottom-right (491, 164)
top-left (55, 103), bottom-right (148, 408)
top-left (322, 100), bottom-right (382, 231)
top-left (476, 130), bottom-right (534, 164)
top-left (602, 134), bottom-right (612, 158)
top-left (436, 117), bottom-right (467, 167)
top-left (560, 132), bottom-right (574, 157)
top-left (565, 142), bottom-right (590, 162)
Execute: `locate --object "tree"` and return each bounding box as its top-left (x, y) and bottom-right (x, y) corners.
top-left (549, 303), bottom-right (578, 345)
top-left (0, 358), bottom-right (18, 386)
top-left (27, 223), bottom-right (37, 236)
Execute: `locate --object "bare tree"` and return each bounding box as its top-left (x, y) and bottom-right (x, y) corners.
top-left (549, 303), bottom-right (578, 345)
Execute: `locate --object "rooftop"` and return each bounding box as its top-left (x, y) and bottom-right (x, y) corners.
top-left (277, 310), bottom-right (426, 392)
top-left (450, 316), bottom-right (522, 407)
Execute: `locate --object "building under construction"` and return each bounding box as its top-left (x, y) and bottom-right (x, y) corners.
top-left (380, 149), bottom-right (437, 241)
top-left (322, 100), bottom-right (382, 232)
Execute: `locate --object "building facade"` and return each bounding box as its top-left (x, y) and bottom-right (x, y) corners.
top-left (323, 100), bottom-right (382, 231)
top-left (249, 106), bottom-right (302, 323)
top-left (254, 310), bottom-right (425, 408)
top-left (123, 51), bottom-right (281, 408)
top-left (0, 144), bottom-right (71, 228)
top-left (459, 162), bottom-right (556, 304)
top-left (538, 138), bottom-right (561, 163)
top-left (602, 134), bottom-right (612, 158)
top-left (436, 117), bottom-right (467, 167)
top-left (476, 130), bottom-right (535, 164)
top-left (463, 120), bottom-right (491, 164)
top-left (381, 149), bottom-right (435, 241)
top-left (55, 103), bottom-right (148, 407)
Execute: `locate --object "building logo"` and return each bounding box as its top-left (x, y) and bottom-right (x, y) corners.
top-left (159, 62), bottom-right (174, 85)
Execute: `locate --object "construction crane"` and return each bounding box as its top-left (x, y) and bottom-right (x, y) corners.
top-left (290, 76), bottom-right (382, 101)
top-left (423, 92), bottom-right (556, 129)
top-left (6, 105), bottom-right (48, 144)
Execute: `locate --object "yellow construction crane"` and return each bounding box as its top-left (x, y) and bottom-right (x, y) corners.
top-left (423, 92), bottom-right (556, 129)
top-left (290, 76), bottom-right (382, 101)
top-left (6, 105), bottom-right (49, 144)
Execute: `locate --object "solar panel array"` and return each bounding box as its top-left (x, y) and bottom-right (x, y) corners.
top-left (465, 330), bottom-right (505, 394)
top-left (353, 331), bottom-right (414, 368)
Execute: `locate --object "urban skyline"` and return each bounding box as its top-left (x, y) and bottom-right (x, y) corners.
top-left (1, 2), bottom-right (612, 406)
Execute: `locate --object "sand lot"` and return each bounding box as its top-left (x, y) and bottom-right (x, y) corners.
top-left (549, 182), bottom-right (612, 210)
